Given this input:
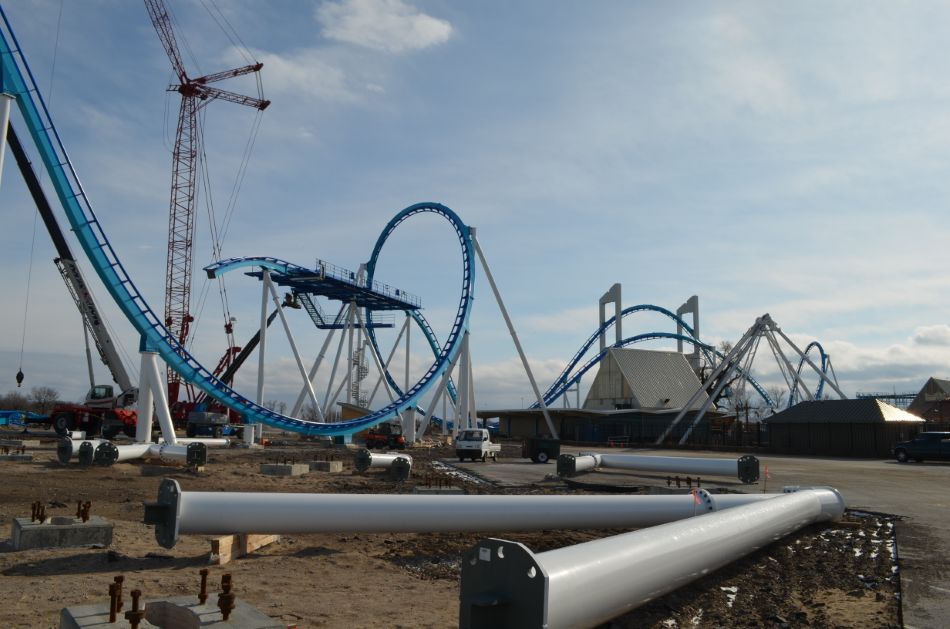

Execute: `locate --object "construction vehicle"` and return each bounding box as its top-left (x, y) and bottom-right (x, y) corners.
top-left (7, 124), bottom-right (139, 439)
top-left (456, 428), bottom-right (501, 462)
top-left (522, 436), bottom-right (561, 464)
top-left (364, 422), bottom-right (407, 450)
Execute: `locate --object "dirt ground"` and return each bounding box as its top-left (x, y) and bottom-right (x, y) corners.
top-left (0, 430), bottom-right (901, 628)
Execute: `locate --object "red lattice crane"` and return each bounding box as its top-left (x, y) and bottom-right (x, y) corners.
top-left (144, 0), bottom-right (269, 403)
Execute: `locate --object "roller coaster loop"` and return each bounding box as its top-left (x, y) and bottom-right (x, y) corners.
top-left (2, 11), bottom-right (473, 436)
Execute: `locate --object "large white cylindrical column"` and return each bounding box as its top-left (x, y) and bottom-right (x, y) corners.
top-left (459, 487), bottom-right (845, 629)
top-left (144, 479), bottom-right (781, 548)
top-left (57, 438), bottom-right (109, 465)
top-left (354, 450), bottom-right (413, 472)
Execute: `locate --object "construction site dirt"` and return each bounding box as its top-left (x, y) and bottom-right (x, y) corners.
top-left (0, 431), bottom-right (901, 628)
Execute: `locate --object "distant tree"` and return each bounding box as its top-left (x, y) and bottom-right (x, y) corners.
top-left (29, 386), bottom-right (61, 413)
top-left (263, 399), bottom-right (287, 415)
top-left (767, 385), bottom-right (788, 409)
top-left (0, 390), bottom-right (30, 410)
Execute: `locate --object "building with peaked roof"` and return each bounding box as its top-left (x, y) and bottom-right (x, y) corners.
top-left (479, 348), bottom-right (721, 444)
top-left (583, 348), bottom-right (707, 411)
top-left (766, 399), bottom-right (924, 457)
top-left (907, 377), bottom-right (950, 422)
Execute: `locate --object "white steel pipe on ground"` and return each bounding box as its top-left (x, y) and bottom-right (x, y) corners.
top-left (174, 438), bottom-right (230, 447)
top-left (459, 487), bottom-right (845, 629)
top-left (144, 479), bottom-right (782, 548)
top-left (354, 450), bottom-right (413, 473)
top-left (558, 453), bottom-right (760, 484)
top-left (93, 442), bottom-right (207, 467)
top-left (57, 439), bottom-right (109, 465)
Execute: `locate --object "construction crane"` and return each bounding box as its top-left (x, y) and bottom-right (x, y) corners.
top-left (144, 0), bottom-right (269, 404)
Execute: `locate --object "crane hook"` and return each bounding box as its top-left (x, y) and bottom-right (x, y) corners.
top-left (16, 369), bottom-right (24, 388)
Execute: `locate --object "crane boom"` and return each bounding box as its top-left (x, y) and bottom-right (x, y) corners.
top-left (6, 123), bottom-right (134, 393)
top-left (144, 0), bottom-right (268, 404)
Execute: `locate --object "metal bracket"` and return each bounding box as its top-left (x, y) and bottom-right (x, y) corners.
top-left (459, 538), bottom-right (548, 629)
top-left (143, 478), bottom-right (182, 549)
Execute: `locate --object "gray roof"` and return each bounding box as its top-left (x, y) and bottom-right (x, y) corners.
top-left (766, 399), bottom-right (924, 424)
top-left (587, 348), bottom-right (707, 410)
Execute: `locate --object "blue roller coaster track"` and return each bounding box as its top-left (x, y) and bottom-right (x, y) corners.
top-left (1, 11), bottom-right (471, 437)
top-left (787, 341), bottom-right (829, 408)
top-left (533, 306), bottom-right (774, 409)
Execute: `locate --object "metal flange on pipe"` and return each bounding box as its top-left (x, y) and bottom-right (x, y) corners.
top-left (458, 487), bottom-right (844, 629)
top-left (57, 438), bottom-right (108, 466)
top-left (557, 453), bottom-right (760, 484)
top-left (92, 442), bottom-right (208, 467)
top-left (143, 479), bottom-right (781, 549)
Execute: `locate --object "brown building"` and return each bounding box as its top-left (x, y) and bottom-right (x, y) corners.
top-left (907, 377), bottom-right (950, 423)
top-left (766, 399), bottom-right (923, 457)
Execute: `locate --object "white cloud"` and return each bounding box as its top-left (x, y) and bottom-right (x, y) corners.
top-left (913, 325), bottom-right (950, 346)
top-left (241, 47), bottom-right (361, 104)
top-left (316, 0), bottom-right (452, 53)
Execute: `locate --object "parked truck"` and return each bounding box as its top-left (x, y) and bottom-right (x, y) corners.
top-left (456, 428), bottom-right (501, 462)
top-left (365, 422), bottom-right (407, 450)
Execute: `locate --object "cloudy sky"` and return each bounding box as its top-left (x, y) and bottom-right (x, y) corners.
top-left (2, 0), bottom-right (950, 412)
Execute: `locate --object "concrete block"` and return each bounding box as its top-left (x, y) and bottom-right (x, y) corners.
top-left (412, 486), bottom-right (466, 495)
top-left (0, 454), bottom-right (33, 462)
top-left (11, 516), bottom-right (113, 550)
top-left (309, 460), bottom-right (343, 473)
top-left (59, 595), bottom-right (283, 629)
top-left (259, 463), bottom-right (309, 476)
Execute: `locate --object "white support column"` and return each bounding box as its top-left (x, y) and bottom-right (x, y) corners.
top-left (256, 270), bottom-right (270, 405)
top-left (764, 329), bottom-right (813, 403)
top-left (353, 308), bottom-right (401, 409)
top-left (0, 94), bottom-right (13, 190)
top-left (404, 313), bottom-right (415, 441)
top-left (140, 351), bottom-right (177, 445)
top-left (263, 273), bottom-right (324, 420)
top-left (457, 332), bottom-right (470, 436)
top-left (136, 350), bottom-right (156, 443)
top-left (473, 236), bottom-right (558, 439)
top-left (346, 301), bottom-right (355, 406)
top-left (598, 283), bottom-right (622, 353)
top-left (291, 323), bottom-right (337, 417)
top-left (467, 344), bottom-right (477, 429)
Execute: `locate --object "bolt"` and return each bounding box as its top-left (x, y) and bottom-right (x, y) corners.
top-left (697, 477), bottom-right (701, 488)
top-left (124, 589), bottom-right (145, 629)
top-left (113, 576), bottom-right (124, 612)
top-left (686, 476), bottom-right (692, 489)
top-left (108, 583), bottom-right (118, 623)
top-left (218, 574), bottom-right (236, 621)
top-left (666, 476), bottom-right (672, 487)
top-left (198, 568), bottom-right (209, 604)
top-left (675, 475), bottom-right (681, 488)
top-left (76, 500), bottom-right (83, 520)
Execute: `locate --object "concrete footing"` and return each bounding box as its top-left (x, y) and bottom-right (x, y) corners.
top-left (309, 460), bottom-right (343, 473)
top-left (59, 595), bottom-right (283, 629)
top-left (11, 516), bottom-right (113, 550)
top-left (0, 454), bottom-right (33, 462)
top-left (259, 463), bottom-right (309, 476)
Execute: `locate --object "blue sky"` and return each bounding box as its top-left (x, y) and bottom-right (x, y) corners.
top-left (3, 0), bottom-right (950, 410)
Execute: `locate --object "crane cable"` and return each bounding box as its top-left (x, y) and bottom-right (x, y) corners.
top-left (16, 0), bottom-right (65, 389)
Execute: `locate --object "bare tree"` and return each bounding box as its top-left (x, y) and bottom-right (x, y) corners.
top-left (0, 390), bottom-right (30, 410)
top-left (28, 386), bottom-right (60, 413)
top-left (263, 399), bottom-right (287, 415)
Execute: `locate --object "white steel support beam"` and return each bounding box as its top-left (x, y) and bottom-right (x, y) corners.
top-left (457, 332), bottom-right (471, 435)
top-left (256, 270), bottom-right (270, 405)
top-left (473, 235), bottom-right (558, 439)
top-left (346, 300), bottom-right (355, 405)
top-left (136, 349), bottom-right (156, 443)
top-left (144, 478), bottom-right (795, 549)
top-left (0, 94), bottom-right (13, 189)
top-left (139, 350), bottom-right (177, 445)
top-left (353, 308), bottom-right (401, 410)
top-left (367, 315), bottom-right (409, 407)
top-left (263, 273), bottom-right (324, 420)
top-left (764, 328), bottom-right (814, 403)
top-left (291, 304), bottom-right (345, 417)
top-left (458, 488), bottom-right (845, 629)
top-left (773, 326), bottom-right (848, 399)
top-left (322, 302), bottom-right (351, 417)
top-left (656, 317), bottom-right (764, 445)
top-left (599, 283), bottom-right (622, 353)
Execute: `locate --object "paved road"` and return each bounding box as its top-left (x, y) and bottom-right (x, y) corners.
top-left (451, 447), bottom-right (950, 629)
